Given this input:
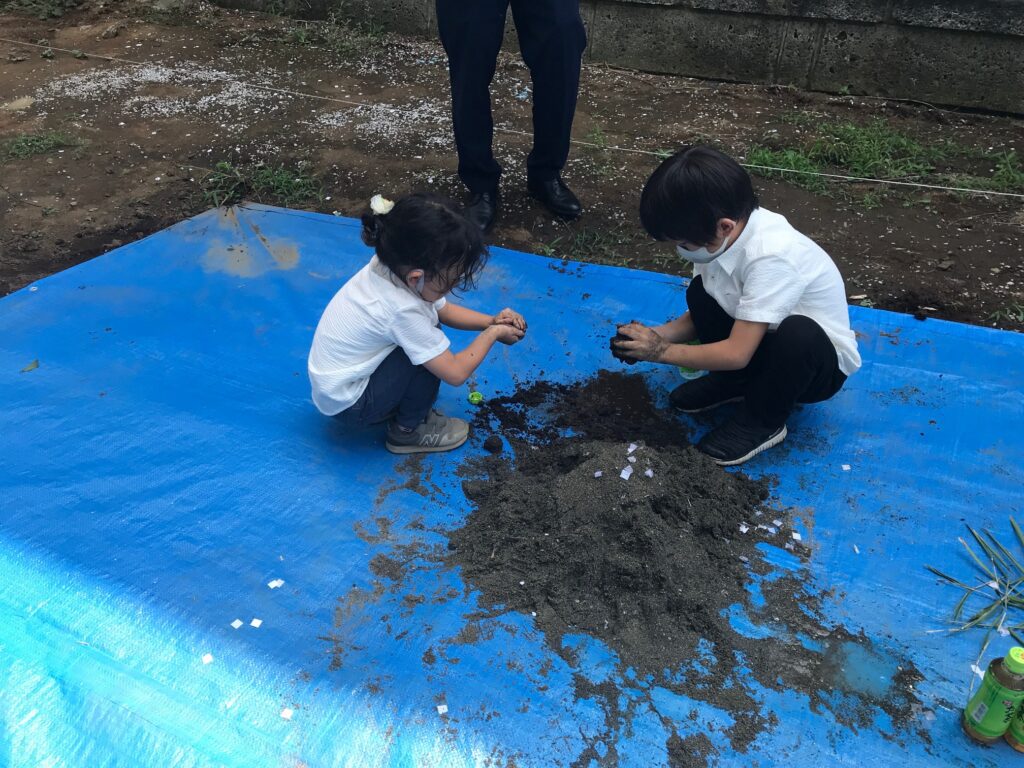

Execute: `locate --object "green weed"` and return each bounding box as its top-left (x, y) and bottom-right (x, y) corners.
top-left (201, 161), bottom-right (324, 208)
top-left (3, 131), bottom-right (77, 160)
top-left (0, 0), bottom-right (80, 19)
top-left (744, 146), bottom-right (827, 193)
top-left (988, 303), bottom-right (1024, 325)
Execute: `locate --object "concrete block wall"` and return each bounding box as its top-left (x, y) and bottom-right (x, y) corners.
top-left (211, 0), bottom-right (1024, 113)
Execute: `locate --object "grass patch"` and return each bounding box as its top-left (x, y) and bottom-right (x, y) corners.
top-left (940, 152), bottom-right (1024, 195)
top-left (539, 226), bottom-right (672, 271)
top-left (988, 302), bottom-right (1024, 325)
top-left (746, 117), bottom-right (1024, 201)
top-left (3, 131), bottom-right (77, 160)
top-left (283, 13), bottom-right (387, 58)
top-left (744, 147), bottom-right (827, 193)
top-left (201, 161), bottom-right (324, 208)
top-left (0, 0), bottom-right (80, 19)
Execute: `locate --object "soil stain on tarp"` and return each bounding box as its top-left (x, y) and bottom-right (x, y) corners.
top-left (327, 371), bottom-right (928, 764)
top-left (450, 371), bottom-right (926, 757)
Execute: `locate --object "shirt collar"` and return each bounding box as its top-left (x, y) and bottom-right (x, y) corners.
top-left (710, 208), bottom-right (760, 276)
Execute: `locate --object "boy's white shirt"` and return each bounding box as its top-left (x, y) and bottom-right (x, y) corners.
top-left (694, 207), bottom-right (862, 376)
top-left (308, 255), bottom-right (449, 416)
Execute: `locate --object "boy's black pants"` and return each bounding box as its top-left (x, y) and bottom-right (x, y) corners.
top-left (436, 0), bottom-right (587, 193)
top-left (687, 276), bottom-right (848, 429)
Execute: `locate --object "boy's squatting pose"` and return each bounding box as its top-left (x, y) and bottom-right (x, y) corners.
top-left (614, 146), bottom-right (861, 466)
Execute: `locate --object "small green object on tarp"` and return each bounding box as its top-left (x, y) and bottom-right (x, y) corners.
top-left (468, 391), bottom-right (484, 405)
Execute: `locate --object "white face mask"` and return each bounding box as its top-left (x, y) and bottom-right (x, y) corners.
top-left (676, 234), bottom-right (731, 264)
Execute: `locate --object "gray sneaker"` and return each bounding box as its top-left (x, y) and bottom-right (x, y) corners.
top-left (385, 410), bottom-right (470, 454)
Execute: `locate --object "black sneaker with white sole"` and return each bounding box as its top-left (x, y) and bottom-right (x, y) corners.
top-left (697, 417), bottom-right (787, 466)
top-left (385, 410), bottom-right (469, 455)
top-left (669, 373), bottom-right (745, 414)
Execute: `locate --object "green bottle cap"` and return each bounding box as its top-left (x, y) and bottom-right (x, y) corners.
top-left (468, 391), bottom-right (484, 405)
top-left (1006, 647), bottom-right (1024, 675)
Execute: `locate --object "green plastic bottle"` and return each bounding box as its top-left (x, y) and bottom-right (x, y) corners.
top-left (1006, 696), bottom-right (1024, 752)
top-left (677, 340), bottom-right (705, 381)
top-left (963, 646), bottom-right (1024, 744)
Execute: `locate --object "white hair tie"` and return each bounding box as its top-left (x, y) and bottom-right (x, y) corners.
top-left (370, 194), bottom-right (395, 215)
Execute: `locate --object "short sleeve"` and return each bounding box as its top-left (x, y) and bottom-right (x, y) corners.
top-left (733, 261), bottom-right (807, 325)
top-left (390, 305), bottom-right (450, 366)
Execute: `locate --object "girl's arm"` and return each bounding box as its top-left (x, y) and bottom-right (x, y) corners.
top-left (652, 312), bottom-right (698, 344)
top-left (439, 302), bottom-right (527, 332)
top-left (423, 324), bottom-right (524, 386)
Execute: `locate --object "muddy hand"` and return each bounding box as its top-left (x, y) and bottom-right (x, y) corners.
top-left (492, 323), bottom-right (526, 346)
top-left (613, 322), bottom-right (668, 363)
top-left (492, 308), bottom-right (527, 332)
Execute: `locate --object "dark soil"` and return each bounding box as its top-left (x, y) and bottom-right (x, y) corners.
top-left (1, 1), bottom-right (1022, 331)
top-left (450, 371), bottom-right (926, 755)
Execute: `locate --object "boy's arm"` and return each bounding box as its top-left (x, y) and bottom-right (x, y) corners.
top-left (652, 312), bottom-right (698, 344)
top-left (614, 320), bottom-right (767, 371)
top-left (423, 324), bottom-right (524, 386)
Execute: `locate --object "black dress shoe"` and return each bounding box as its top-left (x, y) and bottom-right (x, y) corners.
top-left (464, 189), bottom-right (498, 232)
top-left (527, 177), bottom-right (582, 220)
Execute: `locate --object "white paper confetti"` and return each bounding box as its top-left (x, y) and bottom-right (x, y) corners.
top-left (628, 443), bottom-right (638, 454)
top-left (988, 580), bottom-right (999, 591)
top-left (280, 708), bottom-right (294, 720)
top-left (971, 664), bottom-right (985, 680)
top-left (792, 532), bottom-right (802, 542)
top-left (644, 468), bottom-right (654, 478)
top-left (739, 524), bottom-right (749, 534)
top-left (267, 579), bottom-right (285, 589)
top-left (767, 527), bottom-right (777, 535)
top-left (202, 653), bottom-right (214, 665)
top-left (772, 519), bottom-right (783, 527)
top-left (230, 619), bottom-right (243, 629)
top-left (842, 464), bottom-right (851, 471)
top-left (519, 580), bottom-right (525, 586)
top-left (628, 456), bottom-right (637, 463)
top-left (436, 703), bottom-right (448, 715)
top-left (593, 471), bottom-right (603, 478)
top-left (853, 544), bottom-right (860, 554)
top-left (620, 466), bottom-right (633, 480)
top-left (250, 618), bottom-right (263, 628)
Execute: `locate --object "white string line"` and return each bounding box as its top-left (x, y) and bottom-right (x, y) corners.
top-left (3, 37), bottom-right (1023, 200)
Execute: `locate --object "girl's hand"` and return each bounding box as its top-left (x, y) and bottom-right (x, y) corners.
top-left (613, 322), bottom-right (669, 362)
top-left (491, 308), bottom-right (527, 332)
top-left (489, 323), bottom-right (525, 346)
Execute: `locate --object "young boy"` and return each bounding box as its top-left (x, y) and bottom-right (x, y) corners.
top-left (613, 146), bottom-right (860, 465)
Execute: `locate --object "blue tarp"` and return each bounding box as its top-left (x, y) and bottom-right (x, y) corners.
top-left (1, 203), bottom-right (1022, 767)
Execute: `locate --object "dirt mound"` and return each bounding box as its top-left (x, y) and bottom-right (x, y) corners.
top-left (451, 371), bottom-right (925, 756)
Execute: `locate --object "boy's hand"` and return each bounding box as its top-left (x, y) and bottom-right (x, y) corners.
top-left (489, 323), bottom-right (525, 346)
top-left (491, 308), bottom-right (527, 332)
top-left (613, 322), bottom-right (669, 362)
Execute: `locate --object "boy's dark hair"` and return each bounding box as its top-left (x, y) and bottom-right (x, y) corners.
top-left (639, 146), bottom-right (759, 245)
top-left (361, 193), bottom-right (487, 293)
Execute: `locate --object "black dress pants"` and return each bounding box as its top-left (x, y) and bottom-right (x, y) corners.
top-left (436, 0), bottom-right (587, 193)
top-left (687, 275), bottom-right (848, 429)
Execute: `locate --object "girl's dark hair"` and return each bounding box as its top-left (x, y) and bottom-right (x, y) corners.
top-left (639, 145), bottom-right (759, 245)
top-left (361, 193), bottom-right (487, 293)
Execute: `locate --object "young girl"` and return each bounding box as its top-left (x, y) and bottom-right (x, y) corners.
top-left (308, 193), bottom-right (527, 454)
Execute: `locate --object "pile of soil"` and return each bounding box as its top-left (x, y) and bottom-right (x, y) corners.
top-left (451, 371), bottom-right (925, 757)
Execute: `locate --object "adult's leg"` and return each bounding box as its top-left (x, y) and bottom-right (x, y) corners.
top-left (437, 0), bottom-right (509, 193)
top-left (510, 0), bottom-right (587, 183)
top-left (741, 315), bottom-right (846, 429)
top-left (350, 347), bottom-right (441, 429)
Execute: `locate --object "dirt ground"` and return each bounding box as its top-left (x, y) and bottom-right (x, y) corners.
top-left (1, 0), bottom-right (1022, 331)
